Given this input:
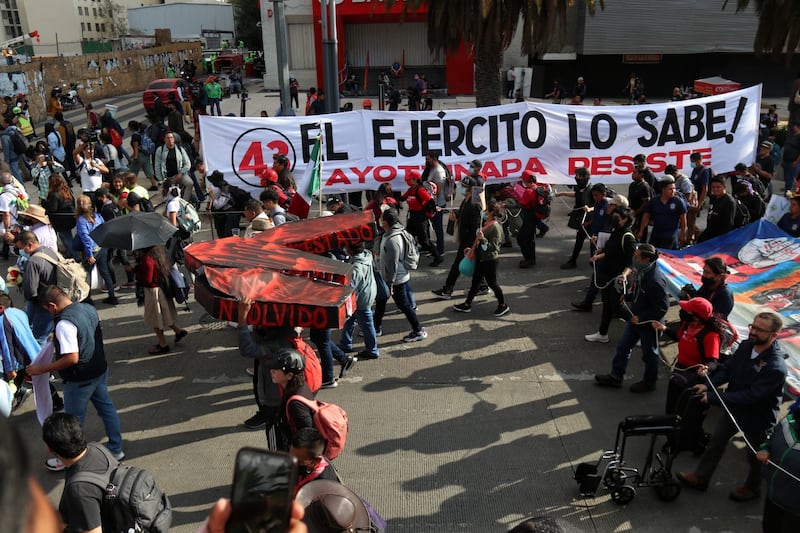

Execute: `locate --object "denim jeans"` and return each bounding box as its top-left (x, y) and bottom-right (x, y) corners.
top-left (783, 161), bottom-right (799, 193)
top-left (310, 328), bottom-right (347, 383)
top-left (431, 209), bottom-right (445, 255)
top-left (87, 248), bottom-right (116, 298)
top-left (339, 308), bottom-right (379, 358)
top-left (391, 282), bottom-right (422, 332)
top-left (63, 369), bottom-right (123, 455)
top-left (27, 300), bottom-right (54, 347)
top-left (57, 230), bottom-right (75, 260)
top-left (610, 321), bottom-right (660, 385)
top-left (208, 98), bottom-right (222, 116)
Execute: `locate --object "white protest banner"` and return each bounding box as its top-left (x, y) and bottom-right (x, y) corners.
top-left (200, 85), bottom-right (761, 205)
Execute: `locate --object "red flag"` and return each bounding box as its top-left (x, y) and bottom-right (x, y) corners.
top-left (28, 30), bottom-right (40, 43)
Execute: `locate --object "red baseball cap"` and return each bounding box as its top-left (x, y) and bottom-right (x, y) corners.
top-left (679, 297), bottom-right (713, 321)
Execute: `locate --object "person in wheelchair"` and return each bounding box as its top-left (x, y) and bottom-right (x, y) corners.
top-left (652, 297), bottom-right (722, 414)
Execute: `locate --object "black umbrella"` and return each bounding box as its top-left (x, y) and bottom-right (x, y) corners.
top-left (90, 211), bottom-right (178, 250)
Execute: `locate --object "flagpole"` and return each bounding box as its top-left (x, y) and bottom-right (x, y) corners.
top-left (318, 130), bottom-right (324, 217)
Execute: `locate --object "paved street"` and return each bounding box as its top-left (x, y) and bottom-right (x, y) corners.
top-left (7, 84), bottom-right (773, 532)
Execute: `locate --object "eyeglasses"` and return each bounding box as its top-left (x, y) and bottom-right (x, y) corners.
top-left (748, 323), bottom-right (774, 334)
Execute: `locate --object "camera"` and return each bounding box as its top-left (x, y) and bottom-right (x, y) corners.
top-left (88, 130), bottom-right (99, 144)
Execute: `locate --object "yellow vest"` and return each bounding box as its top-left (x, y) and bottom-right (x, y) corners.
top-left (17, 115), bottom-right (33, 137)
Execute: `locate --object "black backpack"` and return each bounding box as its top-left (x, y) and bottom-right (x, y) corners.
top-left (283, 211), bottom-right (300, 223)
top-left (67, 444), bottom-right (172, 533)
top-left (733, 198), bottom-right (750, 228)
top-left (11, 129), bottom-right (27, 155)
top-left (227, 184), bottom-right (252, 212)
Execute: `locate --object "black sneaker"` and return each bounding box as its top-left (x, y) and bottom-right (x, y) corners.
top-left (339, 356), bottom-right (358, 378)
top-left (537, 228), bottom-right (549, 238)
top-left (320, 379), bottom-right (338, 389)
top-left (430, 256), bottom-right (444, 267)
top-left (594, 374), bottom-right (623, 388)
top-left (243, 411), bottom-right (268, 430)
top-left (453, 303), bottom-right (471, 313)
top-left (103, 296), bottom-right (120, 306)
top-left (432, 288), bottom-right (453, 300)
top-left (358, 352), bottom-right (379, 360)
top-left (12, 387), bottom-right (32, 411)
top-left (493, 304), bottom-right (510, 317)
top-left (560, 259), bottom-right (577, 270)
top-left (571, 300), bottom-right (593, 312)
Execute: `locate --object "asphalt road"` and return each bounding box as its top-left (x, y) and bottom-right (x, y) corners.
top-left (7, 84), bottom-right (771, 532)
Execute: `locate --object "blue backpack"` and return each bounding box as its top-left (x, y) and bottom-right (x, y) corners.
top-left (139, 132), bottom-right (156, 155)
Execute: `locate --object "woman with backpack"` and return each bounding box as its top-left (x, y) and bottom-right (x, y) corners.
top-left (126, 120), bottom-right (158, 191)
top-left (652, 297), bottom-right (723, 414)
top-left (127, 245), bottom-right (188, 355)
top-left (44, 123), bottom-right (65, 164)
top-left (270, 348), bottom-right (315, 452)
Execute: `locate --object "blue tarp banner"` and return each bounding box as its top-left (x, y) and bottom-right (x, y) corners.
top-left (658, 220), bottom-right (800, 395)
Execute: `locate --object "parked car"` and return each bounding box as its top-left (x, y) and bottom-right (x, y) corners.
top-left (142, 78), bottom-right (186, 113)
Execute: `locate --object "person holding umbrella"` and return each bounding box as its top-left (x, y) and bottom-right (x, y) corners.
top-left (127, 245), bottom-right (188, 354)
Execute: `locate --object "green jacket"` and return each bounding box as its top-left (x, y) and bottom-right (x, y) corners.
top-left (205, 81), bottom-right (222, 99)
top-left (477, 220), bottom-right (503, 262)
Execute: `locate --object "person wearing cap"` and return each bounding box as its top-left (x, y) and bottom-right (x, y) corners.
top-left (751, 140), bottom-right (775, 198)
top-left (698, 177), bottom-right (735, 243)
top-left (595, 243), bottom-right (669, 393)
top-left (401, 170), bottom-right (443, 267)
top-left (326, 197), bottom-right (358, 215)
top-left (637, 176), bottom-right (687, 249)
top-left (777, 194), bottom-right (800, 237)
top-left (12, 106), bottom-right (34, 139)
top-left (362, 99), bottom-right (372, 110)
top-left (431, 174), bottom-right (487, 299)
top-left (269, 348), bottom-right (315, 446)
top-left (555, 167), bottom-right (593, 269)
top-left (583, 207), bottom-right (637, 343)
top-left (295, 479), bottom-right (374, 532)
top-left (291, 428), bottom-right (339, 493)
top-left (376, 208), bottom-right (427, 342)
top-left (652, 297), bottom-right (722, 413)
top-left (733, 180), bottom-right (766, 224)
top-left (664, 164), bottom-right (695, 205)
top-left (573, 194), bottom-right (630, 313)
top-left (678, 311), bottom-right (787, 503)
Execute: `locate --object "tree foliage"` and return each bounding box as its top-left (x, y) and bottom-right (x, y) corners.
top-left (386, 0), bottom-right (604, 106)
top-left (101, 0), bottom-right (128, 38)
top-left (725, 0), bottom-right (800, 65)
top-left (232, 0), bottom-right (263, 50)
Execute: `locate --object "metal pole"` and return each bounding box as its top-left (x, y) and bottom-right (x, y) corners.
top-left (272, 0), bottom-right (293, 116)
top-left (327, 0), bottom-right (340, 114)
top-left (55, 32), bottom-right (59, 56)
top-left (320, 0), bottom-right (329, 103)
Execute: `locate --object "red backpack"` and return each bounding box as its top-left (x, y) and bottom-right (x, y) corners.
top-left (288, 336), bottom-right (322, 393)
top-left (286, 396), bottom-right (349, 459)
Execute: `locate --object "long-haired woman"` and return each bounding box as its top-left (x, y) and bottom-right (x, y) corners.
top-left (75, 194), bottom-right (117, 305)
top-left (129, 245), bottom-right (187, 354)
top-left (453, 199), bottom-right (510, 317)
top-left (44, 174), bottom-right (76, 258)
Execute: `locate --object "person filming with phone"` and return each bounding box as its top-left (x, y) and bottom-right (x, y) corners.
top-left (73, 141), bottom-right (108, 194)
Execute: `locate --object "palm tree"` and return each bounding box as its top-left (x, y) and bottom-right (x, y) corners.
top-left (387, 0), bottom-right (604, 107)
top-left (725, 0), bottom-right (800, 65)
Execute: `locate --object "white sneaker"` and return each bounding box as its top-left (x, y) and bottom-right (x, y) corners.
top-left (584, 332), bottom-right (609, 343)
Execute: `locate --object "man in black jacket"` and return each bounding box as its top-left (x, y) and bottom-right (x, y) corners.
top-left (595, 243), bottom-right (670, 393)
top-left (677, 311), bottom-right (787, 502)
top-left (698, 177), bottom-right (735, 242)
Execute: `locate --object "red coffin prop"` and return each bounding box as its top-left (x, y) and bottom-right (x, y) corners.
top-left (184, 211), bottom-right (377, 328)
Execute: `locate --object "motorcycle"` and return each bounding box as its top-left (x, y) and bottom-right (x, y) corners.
top-left (58, 82), bottom-right (84, 110)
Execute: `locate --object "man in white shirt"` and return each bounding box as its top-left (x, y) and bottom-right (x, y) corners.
top-left (242, 198), bottom-right (273, 237)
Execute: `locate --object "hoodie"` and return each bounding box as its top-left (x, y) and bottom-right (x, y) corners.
top-left (380, 224), bottom-right (410, 286)
top-left (349, 250), bottom-right (377, 310)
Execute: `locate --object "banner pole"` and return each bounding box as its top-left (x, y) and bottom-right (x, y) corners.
top-left (319, 131), bottom-right (324, 217)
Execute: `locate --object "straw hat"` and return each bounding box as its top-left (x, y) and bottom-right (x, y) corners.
top-left (19, 204), bottom-right (50, 225)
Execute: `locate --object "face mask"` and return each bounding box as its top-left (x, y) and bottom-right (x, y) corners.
top-left (701, 276), bottom-right (717, 286)
top-left (19, 250), bottom-right (30, 260)
top-left (460, 186), bottom-right (469, 196)
top-left (690, 162), bottom-right (698, 169)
